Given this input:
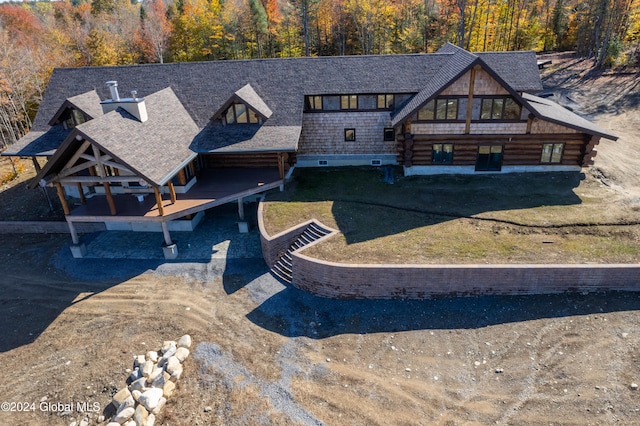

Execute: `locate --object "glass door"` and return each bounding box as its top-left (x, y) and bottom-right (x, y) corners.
top-left (475, 145), bottom-right (503, 171)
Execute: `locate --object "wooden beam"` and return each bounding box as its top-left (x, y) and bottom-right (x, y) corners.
top-left (56, 175), bottom-right (145, 184)
top-left (59, 160), bottom-right (98, 178)
top-left (92, 145), bottom-right (105, 177)
top-left (55, 182), bottom-right (70, 215)
top-left (154, 187), bottom-right (164, 216)
top-left (77, 183), bottom-right (86, 203)
top-left (62, 140), bottom-right (91, 172)
top-left (465, 67), bottom-right (476, 134)
top-left (168, 181), bottom-right (177, 204)
top-left (103, 182), bottom-right (117, 215)
top-left (526, 115), bottom-right (534, 134)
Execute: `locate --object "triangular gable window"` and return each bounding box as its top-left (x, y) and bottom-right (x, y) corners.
top-left (60, 108), bottom-right (88, 129)
top-left (224, 102), bottom-right (261, 124)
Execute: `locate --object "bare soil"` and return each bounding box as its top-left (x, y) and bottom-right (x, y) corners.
top-left (1, 56), bottom-right (640, 426)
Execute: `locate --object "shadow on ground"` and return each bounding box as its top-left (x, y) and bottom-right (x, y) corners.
top-left (0, 203), bottom-right (267, 353)
top-left (269, 168), bottom-right (584, 245)
top-left (246, 280), bottom-right (640, 339)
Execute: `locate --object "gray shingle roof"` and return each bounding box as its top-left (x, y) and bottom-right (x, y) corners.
top-left (234, 84), bottom-right (273, 119)
top-left (522, 93), bottom-right (617, 140)
top-left (40, 87), bottom-right (199, 187)
top-left (7, 47), bottom-right (558, 159)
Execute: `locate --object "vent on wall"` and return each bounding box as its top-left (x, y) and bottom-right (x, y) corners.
top-left (371, 159), bottom-right (382, 166)
top-left (318, 160), bottom-right (328, 166)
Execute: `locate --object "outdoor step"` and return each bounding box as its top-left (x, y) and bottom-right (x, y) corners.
top-left (308, 223), bottom-right (330, 236)
top-left (298, 234), bottom-right (314, 245)
top-left (280, 256), bottom-right (292, 268)
top-left (272, 261), bottom-right (292, 277)
top-left (270, 266), bottom-right (292, 283)
top-left (302, 229), bottom-right (322, 240)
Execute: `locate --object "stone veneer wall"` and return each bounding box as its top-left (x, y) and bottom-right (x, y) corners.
top-left (258, 203), bottom-right (640, 299)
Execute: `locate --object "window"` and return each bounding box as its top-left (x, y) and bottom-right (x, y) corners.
top-left (417, 98), bottom-right (458, 121)
top-left (224, 103), bottom-right (260, 124)
top-left (383, 128), bottom-right (395, 141)
top-left (432, 143), bottom-right (453, 164)
top-left (63, 109), bottom-right (87, 129)
top-left (476, 145), bottom-right (503, 171)
top-left (541, 143), bottom-right (564, 163)
top-left (344, 128), bottom-right (356, 141)
top-left (341, 95), bottom-right (358, 110)
top-left (305, 95), bottom-right (323, 111)
top-left (377, 94), bottom-right (394, 109)
top-left (480, 97), bottom-right (521, 120)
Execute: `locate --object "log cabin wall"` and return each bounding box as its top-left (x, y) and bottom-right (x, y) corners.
top-left (203, 153), bottom-right (293, 169)
top-left (397, 64), bottom-right (593, 169)
top-left (298, 111), bottom-right (396, 155)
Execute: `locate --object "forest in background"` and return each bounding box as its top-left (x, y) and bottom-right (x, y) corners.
top-left (0, 0), bottom-right (639, 148)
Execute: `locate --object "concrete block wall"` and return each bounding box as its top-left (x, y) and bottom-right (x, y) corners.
top-left (298, 112), bottom-right (396, 155)
top-left (291, 254), bottom-right (640, 299)
top-left (0, 221), bottom-right (106, 234)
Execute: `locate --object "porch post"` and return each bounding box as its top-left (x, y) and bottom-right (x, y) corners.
top-left (238, 197), bottom-right (245, 220)
top-left (168, 181), bottom-right (177, 204)
top-left (161, 222), bottom-right (172, 246)
top-left (77, 182), bottom-right (86, 203)
top-left (67, 220), bottom-right (87, 258)
top-left (32, 157), bottom-right (41, 173)
top-left (103, 182), bottom-right (117, 215)
top-left (154, 187), bottom-right (165, 216)
top-left (277, 153), bottom-right (285, 179)
top-left (55, 182), bottom-right (70, 215)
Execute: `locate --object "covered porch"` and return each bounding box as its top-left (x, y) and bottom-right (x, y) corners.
top-left (65, 167), bottom-right (283, 258)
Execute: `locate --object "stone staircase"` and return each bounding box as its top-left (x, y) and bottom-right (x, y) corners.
top-left (270, 222), bottom-right (332, 283)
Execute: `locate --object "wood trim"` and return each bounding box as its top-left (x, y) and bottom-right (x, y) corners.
top-left (55, 182), bottom-right (70, 215)
top-left (55, 176), bottom-right (145, 184)
top-left (103, 182), bottom-right (117, 215)
top-left (465, 67), bottom-right (476, 134)
top-left (154, 187), bottom-right (164, 216)
top-left (526, 115), bottom-right (534, 134)
top-left (32, 157), bottom-right (42, 172)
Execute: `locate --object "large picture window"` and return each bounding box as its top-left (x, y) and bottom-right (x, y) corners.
top-left (224, 103), bottom-right (260, 124)
top-left (432, 144), bottom-right (453, 164)
top-left (541, 143), bottom-right (564, 163)
top-left (63, 109), bottom-right (87, 129)
top-left (480, 97), bottom-right (521, 120)
top-left (417, 98), bottom-right (459, 121)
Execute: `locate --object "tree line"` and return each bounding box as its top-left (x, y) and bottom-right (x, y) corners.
top-left (1, 0), bottom-right (639, 148)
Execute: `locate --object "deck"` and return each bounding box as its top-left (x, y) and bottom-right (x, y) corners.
top-left (67, 168), bottom-right (283, 223)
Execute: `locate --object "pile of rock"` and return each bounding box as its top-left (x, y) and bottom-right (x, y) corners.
top-left (106, 335), bottom-right (191, 426)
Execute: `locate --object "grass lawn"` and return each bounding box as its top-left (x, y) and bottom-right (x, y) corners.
top-left (263, 167), bottom-right (640, 264)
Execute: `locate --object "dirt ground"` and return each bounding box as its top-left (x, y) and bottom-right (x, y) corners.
top-left (1, 56), bottom-right (640, 426)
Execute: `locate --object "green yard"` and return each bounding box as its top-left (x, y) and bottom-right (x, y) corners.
top-left (263, 167), bottom-right (640, 264)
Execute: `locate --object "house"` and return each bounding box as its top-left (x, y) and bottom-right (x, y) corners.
top-left (2, 43), bottom-right (616, 258)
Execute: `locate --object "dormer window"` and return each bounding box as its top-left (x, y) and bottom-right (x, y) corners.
top-left (62, 109), bottom-right (87, 129)
top-left (224, 103), bottom-right (260, 124)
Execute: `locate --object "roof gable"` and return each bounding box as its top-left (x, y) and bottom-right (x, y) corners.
top-left (48, 90), bottom-right (104, 126)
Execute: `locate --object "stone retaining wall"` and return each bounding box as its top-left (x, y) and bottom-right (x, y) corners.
top-left (258, 204), bottom-right (640, 299)
top-left (0, 221), bottom-right (105, 234)
top-left (291, 253), bottom-right (640, 298)
top-left (257, 202), bottom-right (317, 266)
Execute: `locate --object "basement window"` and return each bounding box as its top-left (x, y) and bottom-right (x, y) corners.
top-left (541, 143), bottom-right (564, 163)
